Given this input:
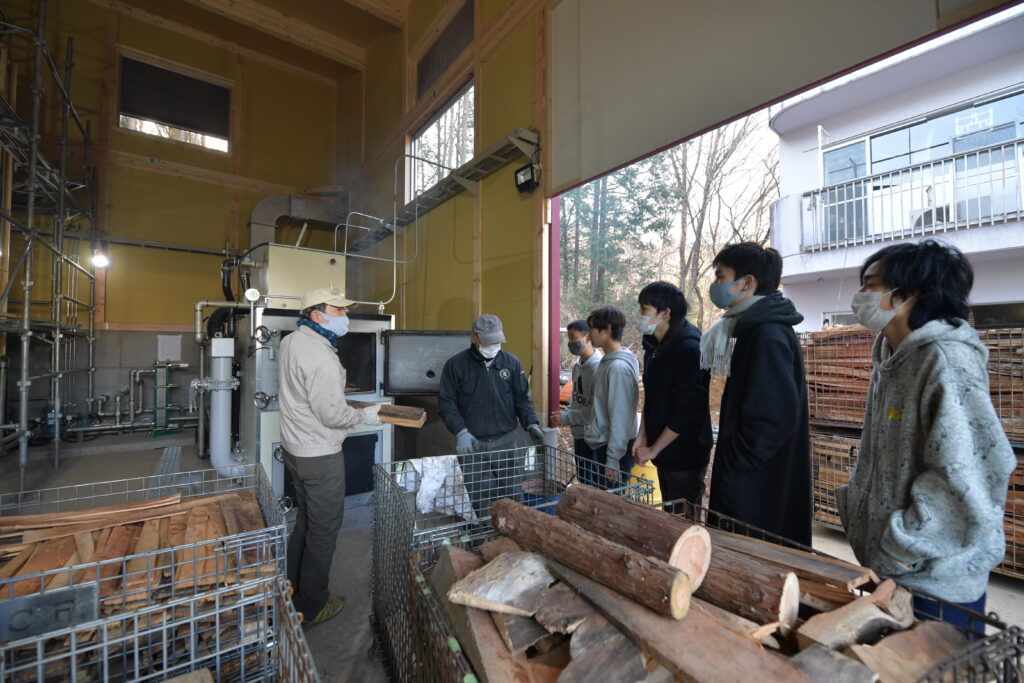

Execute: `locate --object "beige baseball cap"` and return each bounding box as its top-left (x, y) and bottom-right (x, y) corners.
top-left (301, 287), bottom-right (356, 311)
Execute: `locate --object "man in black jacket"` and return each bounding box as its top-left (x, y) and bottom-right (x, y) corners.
top-left (439, 314), bottom-right (543, 517)
top-left (702, 243), bottom-right (811, 546)
top-left (633, 282), bottom-right (713, 512)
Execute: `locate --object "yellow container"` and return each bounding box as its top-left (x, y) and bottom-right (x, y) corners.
top-left (630, 462), bottom-right (662, 505)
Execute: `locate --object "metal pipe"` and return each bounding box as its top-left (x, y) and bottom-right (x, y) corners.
top-left (197, 345), bottom-right (206, 458)
top-left (65, 416), bottom-right (197, 435)
top-left (114, 393), bottom-right (121, 427)
top-left (209, 339), bottom-right (242, 477)
top-left (51, 35), bottom-right (74, 471)
top-left (0, 429), bottom-right (28, 448)
top-left (193, 300), bottom-right (248, 346)
top-left (19, 0), bottom-right (47, 491)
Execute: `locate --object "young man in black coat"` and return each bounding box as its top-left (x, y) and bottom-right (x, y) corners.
top-left (702, 243), bottom-right (812, 546)
top-left (632, 282), bottom-right (713, 512)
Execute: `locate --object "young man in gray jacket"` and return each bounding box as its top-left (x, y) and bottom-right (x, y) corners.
top-left (558, 319), bottom-right (603, 484)
top-left (837, 240), bottom-right (1015, 633)
top-left (278, 287), bottom-right (382, 625)
top-left (584, 306), bottom-right (640, 485)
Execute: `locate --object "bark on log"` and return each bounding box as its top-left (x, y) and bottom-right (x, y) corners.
top-left (491, 499), bottom-right (690, 620)
top-left (557, 485), bottom-right (799, 630)
top-left (557, 485), bottom-right (711, 589)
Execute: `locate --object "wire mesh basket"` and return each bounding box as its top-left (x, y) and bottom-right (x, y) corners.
top-left (0, 575), bottom-right (319, 682)
top-left (371, 444), bottom-right (654, 682)
top-left (809, 432), bottom-right (859, 529)
top-left (0, 465), bottom-right (286, 656)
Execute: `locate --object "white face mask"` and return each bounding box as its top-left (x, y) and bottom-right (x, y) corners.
top-left (851, 290), bottom-right (909, 331)
top-left (635, 314), bottom-right (658, 336)
top-left (479, 343), bottom-right (501, 359)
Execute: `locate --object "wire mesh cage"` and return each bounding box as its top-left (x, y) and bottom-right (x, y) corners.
top-left (371, 444), bottom-right (654, 682)
top-left (800, 326), bottom-right (877, 428)
top-left (0, 465), bottom-right (287, 656)
top-left (667, 496), bottom-right (1021, 680)
top-left (0, 575), bottom-right (319, 683)
top-left (809, 432), bottom-right (859, 529)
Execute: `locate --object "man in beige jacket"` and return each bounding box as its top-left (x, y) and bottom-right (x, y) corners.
top-left (279, 287), bottom-right (381, 625)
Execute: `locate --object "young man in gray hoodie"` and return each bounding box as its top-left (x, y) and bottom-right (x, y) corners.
top-left (837, 240), bottom-right (1015, 633)
top-left (558, 319), bottom-right (603, 485)
top-left (584, 306), bottom-right (640, 485)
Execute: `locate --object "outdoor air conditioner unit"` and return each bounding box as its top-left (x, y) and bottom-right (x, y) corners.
top-left (910, 205), bottom-right (950, 230)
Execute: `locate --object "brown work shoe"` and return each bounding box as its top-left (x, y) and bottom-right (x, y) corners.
top-left (308, 594), bottom-right (344, 626)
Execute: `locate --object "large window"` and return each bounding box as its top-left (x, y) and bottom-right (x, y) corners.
top-left (822, 88), bottom-right (1024, 181)
top-left (119, 57), bottom-right (230, 152)
top-left (411, 83), bottom-right (475, 197)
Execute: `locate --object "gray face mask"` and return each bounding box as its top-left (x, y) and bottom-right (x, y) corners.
top-left (567, 341), bottom-right (585, 356)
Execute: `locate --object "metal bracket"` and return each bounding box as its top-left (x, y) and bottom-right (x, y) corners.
top-left (195, 377), bottom-right (239, 392)
top-left (451, 175), bottom-right (478, 196)
top-left (508, 129), bottom-right (540, 159)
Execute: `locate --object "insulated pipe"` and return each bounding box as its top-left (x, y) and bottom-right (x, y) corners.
top-left (194, 300), bottom-right (248, 346)
top-left (0, 356), bottom-right (8, 435)
top-left (209, 338), bottom-right (243, 478)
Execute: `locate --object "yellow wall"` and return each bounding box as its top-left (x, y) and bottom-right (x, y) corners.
top-left (349, 2), bottom-right (545, 387)
top-left (6, 0), bottom-right (345, 327)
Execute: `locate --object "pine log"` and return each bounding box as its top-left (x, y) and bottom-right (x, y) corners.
top-left (549, 561), bottom-right (813, 683)
top-left (346, 400), bottom-right (426, 428)
top-left (556, 485), bottom-right (798, 629)
top-left (797, 579), bottom-right (914, 651)
top-left (556, 485), bottom-right (711, 589)
top-left (480, 536), bottom-right (523, 562)
top-left (492, 499), bottom-right (690, 620)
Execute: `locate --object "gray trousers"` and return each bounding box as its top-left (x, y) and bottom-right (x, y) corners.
top-left (283, 448), bottom-right (345, 620)
top-left (458, 432), bottom-right (523, 519)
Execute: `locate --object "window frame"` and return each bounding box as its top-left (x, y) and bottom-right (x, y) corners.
top-left (818, 83), bottom-right (1024, 186)
top-left (115, 48), bottom-right (234, 155)
top-left (408, 78), bottom-right (476, 202)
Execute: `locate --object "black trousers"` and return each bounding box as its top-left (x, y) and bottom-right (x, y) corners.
top-left (657, 465), bottom-right (707, 514)
top-left (283, 448), bottom-right (346, 621)
top-left (458, 432), bottom-right (522, 519)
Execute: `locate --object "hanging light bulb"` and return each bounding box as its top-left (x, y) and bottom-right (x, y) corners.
top-left (92, 249), bottom-right (110, 269)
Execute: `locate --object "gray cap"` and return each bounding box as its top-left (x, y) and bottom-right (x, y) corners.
top-left (472, 314), bottom-right (506, 345)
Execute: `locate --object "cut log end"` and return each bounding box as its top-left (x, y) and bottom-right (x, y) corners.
top-left (668, 525), bottom-right (711, 591)
top-left (670, 570), bottom-right (691, 620)
top-left (778, 571), bottom-right (800, 634)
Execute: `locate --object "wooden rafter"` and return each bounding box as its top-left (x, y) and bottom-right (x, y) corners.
top-left (81, 0), bottom-right (341, 86)
top-left (343, 0), bottom-right (407, 28)
top-left (182, 0), bottom-right (366, 70)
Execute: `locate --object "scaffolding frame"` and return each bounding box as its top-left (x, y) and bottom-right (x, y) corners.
top-left (0, 0), bottom-right (98, 490)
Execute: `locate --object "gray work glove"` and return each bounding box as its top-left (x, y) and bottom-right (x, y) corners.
top-left (527, 424), bottom-right (545, 443)
top-left (456, 429), bottom-right (478, 455)
top-left (361, 404), bottom-right (382, 426)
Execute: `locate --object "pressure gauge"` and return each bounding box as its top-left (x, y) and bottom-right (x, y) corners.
top-left (243, 288), bottom-right (261, 303)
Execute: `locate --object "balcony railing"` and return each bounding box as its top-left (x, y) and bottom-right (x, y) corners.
top-left (802, 139), bottom-right (1024, 251)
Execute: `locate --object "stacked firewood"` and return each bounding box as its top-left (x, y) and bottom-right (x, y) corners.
top-left (810, 433), bottom-right (859, 527)
top-left (435, 485), bottom-right (973, 682)
top-left (0, 490), bottom-right (272, 610)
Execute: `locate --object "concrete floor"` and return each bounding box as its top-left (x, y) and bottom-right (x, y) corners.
top-left (2, 436), bottom-right (1020, 680)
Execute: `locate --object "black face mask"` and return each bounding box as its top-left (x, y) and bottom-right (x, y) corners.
top-left (567, 341), bottom-right (584, 356)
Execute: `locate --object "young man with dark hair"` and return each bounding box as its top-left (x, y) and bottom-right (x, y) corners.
top-left (584, 306), bottom-right (639, 485)
top-left (558, 319), bottom-right (603, 484)
top-left (837, 239), bottom-right (1014, 632)
top-left (703, 242), bottom-right (812, 545)
top-left (632, 282), bottom-right (713, 510)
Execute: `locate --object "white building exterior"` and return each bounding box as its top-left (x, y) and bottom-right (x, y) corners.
top-left (769, 11), bottom-right (1024, 333)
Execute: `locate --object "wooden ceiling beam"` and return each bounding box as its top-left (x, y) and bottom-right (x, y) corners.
top-left (182, 0), bottom-right (366, 70)
top-left (82, 0), bottom-right (342, 85)
top-left (343, 0), bottom-right (407, 28)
